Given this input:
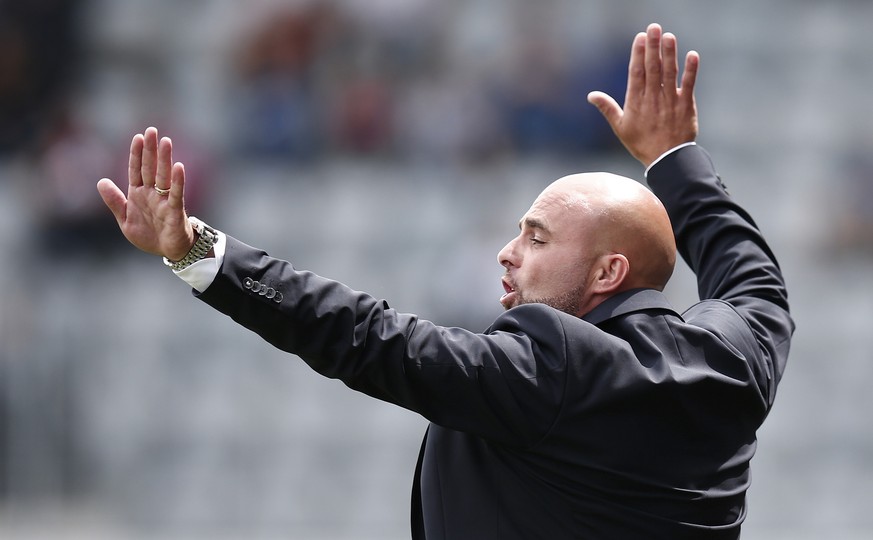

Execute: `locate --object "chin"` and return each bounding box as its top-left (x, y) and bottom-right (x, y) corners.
top-left (524, 290), bottom-right (586, 317)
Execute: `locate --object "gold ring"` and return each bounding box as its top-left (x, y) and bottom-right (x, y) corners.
top-left (154, 186), bottom-right (170, 196)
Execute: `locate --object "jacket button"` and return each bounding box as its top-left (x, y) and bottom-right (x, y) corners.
top-left (273, 292), bottom-right (283, 303)
top-left (243, 277), bottom-right (254, 289)
top-left (265, 287), bottom-right (276, 299)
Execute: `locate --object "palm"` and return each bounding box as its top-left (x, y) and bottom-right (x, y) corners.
top-left (122, 184), bottom-right (188, 255)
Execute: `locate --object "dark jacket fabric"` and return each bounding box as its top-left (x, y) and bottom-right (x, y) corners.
top-left (197, 145), bottom-right (794, 539)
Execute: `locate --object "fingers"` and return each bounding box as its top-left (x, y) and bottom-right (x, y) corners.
top-left (625, 32), bottom-right (647, 101)
top-left (155, 136), bottom-right (174, 193)
top-left (96, 178), bottom-right (127, 226)
top-left (640, 24), bottom-right (695, 103)
top-left (662, 32), bottom-right (679, 100)
top-left (680, 50), bottom-right (700, 101)
top-left (169, 162), bottom-right (186, 209)
top-left (131, 126), bottom-right (176, 195)
top-left (643, 23), bottom-right (663, 95)
top-left (128, 134), bottom-right (144, 187)
top-left (141, 127), bottom-right (158, 187)
top-left (587, 91), bottom-right (623, 129)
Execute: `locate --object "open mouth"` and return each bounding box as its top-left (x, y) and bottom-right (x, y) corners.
top-left (500, 278), bottom-right (517, 306)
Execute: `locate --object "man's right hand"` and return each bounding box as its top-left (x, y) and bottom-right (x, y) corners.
top-left (97, 126), bottom-right (196, 261)
top-left (588, 23), bottom-right (699, 168)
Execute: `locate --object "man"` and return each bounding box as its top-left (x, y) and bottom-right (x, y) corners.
top-left (97, 24), bottom-right (793, 540)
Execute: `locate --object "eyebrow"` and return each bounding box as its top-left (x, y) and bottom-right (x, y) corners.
top-left (519, 216), bottom-right (549, 232)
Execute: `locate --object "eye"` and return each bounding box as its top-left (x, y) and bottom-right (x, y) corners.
top-left (530, 237), bottom-right (545, 246)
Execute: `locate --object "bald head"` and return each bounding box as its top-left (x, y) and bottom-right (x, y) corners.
top-left (541, 172), bottom-right (677, 291)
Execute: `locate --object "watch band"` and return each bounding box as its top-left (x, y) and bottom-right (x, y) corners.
top-left (163, 216), bottom-right (218, 271)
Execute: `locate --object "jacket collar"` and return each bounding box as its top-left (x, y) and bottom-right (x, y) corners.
top-left (581, 288), bottom-right (680, 326)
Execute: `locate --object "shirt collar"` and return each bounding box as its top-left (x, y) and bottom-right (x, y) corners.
top-left (581, 288), bottom-right (681, 326)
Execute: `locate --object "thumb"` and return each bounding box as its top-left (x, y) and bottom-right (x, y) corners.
top-left (96, 178), bottom-right (127, 226)
top-left (587, 91), bottom-right (623, 128)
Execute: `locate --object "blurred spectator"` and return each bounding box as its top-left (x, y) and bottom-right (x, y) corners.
top-left (332, 76), bottom-right (395, 155)
top-left (395, 69), bottom-right (506, 164)
top-left (31, 107), bottom-right (121, 257)
top-left (498, 26), bottom-right (627, 158)
top-left (833, 150), bottom-right (873, 256)
top-left (336, 0), bottom-right (443, 80)
top-left (233, 4), bottom-right (337, 162)
top-left (0, 0), bottom-right (82, 156)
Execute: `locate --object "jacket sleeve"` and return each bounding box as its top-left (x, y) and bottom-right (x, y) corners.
top-left (646, 144), bottom-right (794, 403)
top-left (195, 236), bottom-right (572, 447)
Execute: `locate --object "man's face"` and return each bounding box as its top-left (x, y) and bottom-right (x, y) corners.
top-left (497, 189), bottom-right (600, 317)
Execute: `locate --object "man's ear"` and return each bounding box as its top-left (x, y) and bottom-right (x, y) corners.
top-left (591, 253), bottom-right (629, 294)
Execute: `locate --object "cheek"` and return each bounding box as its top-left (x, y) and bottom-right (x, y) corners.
top-left (552, 256), bottom-right (594, 291)
top-left (528, 253), bottom-right (586, 290)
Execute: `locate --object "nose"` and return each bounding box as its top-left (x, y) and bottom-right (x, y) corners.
top-left (498, 237), bottom-right (519, 269)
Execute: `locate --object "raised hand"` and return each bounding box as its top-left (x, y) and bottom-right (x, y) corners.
top-left (588, 23), bottom-right (699, 167)
top-left (97, 127), bottom-right (195, 261)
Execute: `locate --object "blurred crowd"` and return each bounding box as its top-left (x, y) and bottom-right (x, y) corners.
top-left (0, 0), bottom-right (636, 261)
top-left (228, 2), bottom-right (626, 162)
top-left (3, 0), bottom-right (873, 261)
top-left (0, 0), bottom-right (80, 156)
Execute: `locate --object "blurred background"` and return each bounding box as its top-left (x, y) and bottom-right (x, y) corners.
top-left (0, 0), bottom-right (871, 538)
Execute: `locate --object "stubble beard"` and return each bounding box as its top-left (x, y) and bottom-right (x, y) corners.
top-left (510, 284), bottom-right (587, 318)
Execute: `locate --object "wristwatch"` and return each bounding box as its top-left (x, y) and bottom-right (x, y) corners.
top-left (163, 216), bottom-right (218, 271)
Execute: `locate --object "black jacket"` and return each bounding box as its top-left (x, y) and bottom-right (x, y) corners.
top-left (197, 144), bottom-right (794, 539)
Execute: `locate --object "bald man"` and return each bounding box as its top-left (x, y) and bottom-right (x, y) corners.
top-left (98, 24), bottom-right (793, 540)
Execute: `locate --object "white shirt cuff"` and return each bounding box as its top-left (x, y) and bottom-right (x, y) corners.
top-left (173, 231), bottom-right (226, 293)
top-left (644, 142), bottom-right (697, 177)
